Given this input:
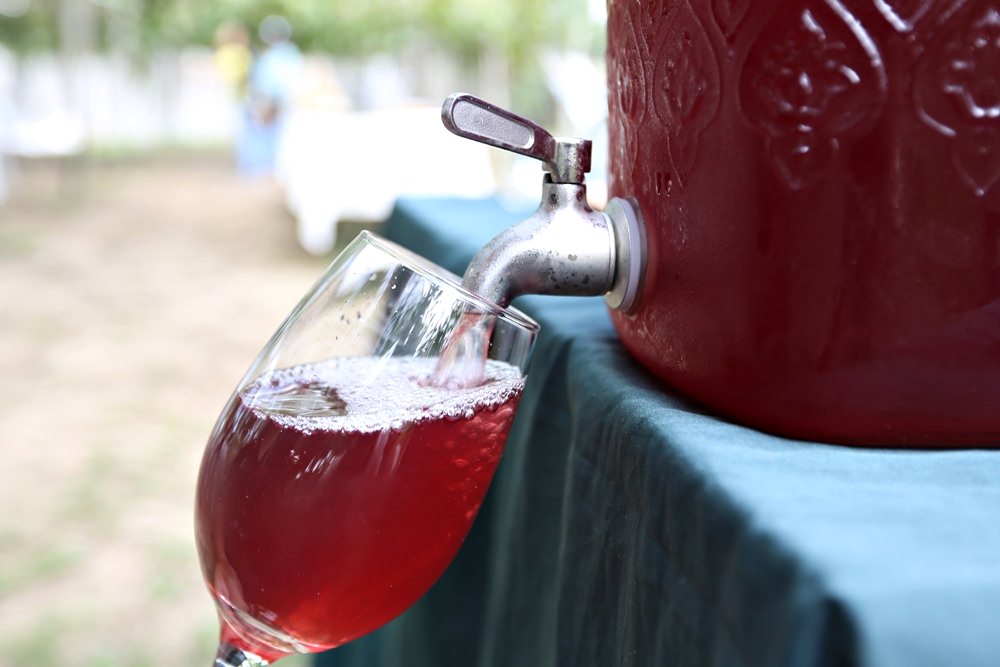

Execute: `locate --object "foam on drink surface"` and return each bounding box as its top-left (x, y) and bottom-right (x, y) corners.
top-left (243, 356), bottom-right (524, 435)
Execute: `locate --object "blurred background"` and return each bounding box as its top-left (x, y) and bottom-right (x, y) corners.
top-left (0, 0), bottom-right (606, 664)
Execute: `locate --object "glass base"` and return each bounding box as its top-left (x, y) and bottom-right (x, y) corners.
top-left (214, 642), bottom-right (269, 667)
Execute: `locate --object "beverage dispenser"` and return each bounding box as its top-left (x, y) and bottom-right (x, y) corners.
top-left (442, 0), bottom-right (1000, 446)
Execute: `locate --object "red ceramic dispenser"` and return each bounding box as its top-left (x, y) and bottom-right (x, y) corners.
top-left (607, 0), bottom-right (1000, 445)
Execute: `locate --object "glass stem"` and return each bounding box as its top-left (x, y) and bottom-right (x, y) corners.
top-left (214, 642), bottom-right (269, 667)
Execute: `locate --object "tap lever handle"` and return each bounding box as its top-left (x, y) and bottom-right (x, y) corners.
top-left (441, 93), bottom-right (591, 184)
top-left (442, 93), bottom-right (557, 164)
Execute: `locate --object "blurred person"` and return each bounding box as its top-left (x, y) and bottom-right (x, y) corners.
top-left (213, 20), bottom-right (252, 97)
top-left (237, 15), bottom-right (303, 177)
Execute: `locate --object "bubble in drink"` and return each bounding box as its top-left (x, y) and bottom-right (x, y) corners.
top-left (195, 356), bottom-right (523, 660)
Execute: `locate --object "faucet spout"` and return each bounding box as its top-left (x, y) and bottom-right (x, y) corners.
top-left (462, 179), bottom-right (615, 308)
top-left (441, 93), bottom-right (645, 312)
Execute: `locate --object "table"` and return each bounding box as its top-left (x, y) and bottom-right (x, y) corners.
top-left (316, 197), bottom-right (1000, 667)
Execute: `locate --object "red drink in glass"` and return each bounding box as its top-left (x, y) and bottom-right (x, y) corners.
top-left (195, 356), bottom-right (523, 660)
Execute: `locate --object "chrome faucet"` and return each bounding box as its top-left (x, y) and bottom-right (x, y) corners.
top-left (441, 94), bottom-right (645, 312)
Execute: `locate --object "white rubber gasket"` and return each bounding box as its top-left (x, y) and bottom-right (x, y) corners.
top-left (604, 197), bottom-right (646, 313)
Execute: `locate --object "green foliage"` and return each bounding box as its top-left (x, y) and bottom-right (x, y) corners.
top-left (0, 0), bottom-right (602, 116)
top-left (0, 0), bottom-right (58, 53)
top-left (0, 0), bottom-right (603, 60)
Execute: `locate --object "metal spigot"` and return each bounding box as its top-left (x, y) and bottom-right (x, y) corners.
top-left (441, 93), bottom-right (645, 312)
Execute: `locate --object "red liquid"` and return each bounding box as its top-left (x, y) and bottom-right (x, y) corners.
top-left (195, 357), bottom-right (523, 659)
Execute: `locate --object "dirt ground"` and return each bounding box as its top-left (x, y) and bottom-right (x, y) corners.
top-left (0, 156), bottom-right (334, 666)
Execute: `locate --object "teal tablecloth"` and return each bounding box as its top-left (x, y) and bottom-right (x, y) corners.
top-left (316, 197), bottom-right (1000, 667)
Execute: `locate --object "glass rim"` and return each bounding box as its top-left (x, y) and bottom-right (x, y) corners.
top-left (357, 231), bottom-right (540, 335)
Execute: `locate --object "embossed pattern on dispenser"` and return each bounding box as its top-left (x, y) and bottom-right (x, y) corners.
top-left (651, 0), bottom-right (721, 186)
top-left (914, 2), bottom-right (1000, 197)
top-left (740, 1), bottom-right (887, 190)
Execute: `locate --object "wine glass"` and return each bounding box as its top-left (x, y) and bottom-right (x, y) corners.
top-left (195, 231), bottom-right (537, 666)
